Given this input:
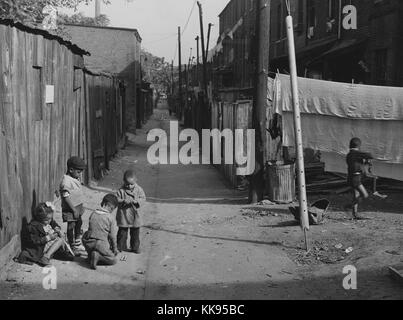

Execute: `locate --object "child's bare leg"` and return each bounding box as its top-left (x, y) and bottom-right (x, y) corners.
top-left (358, 184), bottom-right (369, 199)
top-left (44, 238), bottom-right (64, 259)
top-left (74, 217), bottom-right (83, 245)
top-left (352, 185), bottom-right (368, 219)
top-left (67, 221), bottom-right (75, 245)
top-left (352, 189), bottom-right (360, 216)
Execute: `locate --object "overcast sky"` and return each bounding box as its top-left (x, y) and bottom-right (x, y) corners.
top-left (61, 0), bottom-right (230, 64)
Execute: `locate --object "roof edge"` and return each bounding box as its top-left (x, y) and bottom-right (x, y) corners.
top-left (219, 1), bottom-right (232, 17)
top-left (63, 23), bottom-right (142, 43)
top-left (0, 19), bottom-right (90, 56)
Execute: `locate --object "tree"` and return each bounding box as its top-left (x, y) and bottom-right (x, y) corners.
top-left (0, 0), bottom-right (110, 25)
top-left (58, 12), bottom-right (110, 27)
top-left (141, 49), bottom-right (171, 96)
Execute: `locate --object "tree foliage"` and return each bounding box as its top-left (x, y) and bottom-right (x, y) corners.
top-left (0, 0), bottom-right (110, 25)
top-left (141, 49), bottom-right (171, 95)
top-left (58, 12), bottom-right (110, 27)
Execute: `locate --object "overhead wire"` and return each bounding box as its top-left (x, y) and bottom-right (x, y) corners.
top-left (173, 0), bottom-right (197, 64)
top-left (182, 0), bottom-right (197, 36)
top-left (142, 33), bottom-right (177, 45)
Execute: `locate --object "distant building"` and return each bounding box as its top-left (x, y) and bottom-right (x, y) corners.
top-left (212, 0), bottom-right (257, 99)
top-left (214, 0), bottom-right (403, 87)
top-left (269, 0), bottom-right (403, 86)
top-left (63, 24), bottom-right (142, 131)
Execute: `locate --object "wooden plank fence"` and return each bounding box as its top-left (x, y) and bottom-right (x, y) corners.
top-left (214, 100), bottom-right (252, 188)
top-left (85, 73), bottom-right (125, 179)
top-left (0, 21), bottom-right (126, 253)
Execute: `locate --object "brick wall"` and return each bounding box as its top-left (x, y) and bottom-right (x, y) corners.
top-left (64, 25), bottom-right (142, 132)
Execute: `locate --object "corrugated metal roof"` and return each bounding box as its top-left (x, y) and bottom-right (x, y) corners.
top-left (0, 19), bottom-right (90, 56)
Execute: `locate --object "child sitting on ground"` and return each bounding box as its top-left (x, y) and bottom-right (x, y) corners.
top-left (346, 137), bottom-right (373, 220)
top-left (116, 170), bottom-right (146, 254)
top-left (17, 202), bottom-right (73, 266)
top-left (82, 194), bottom-right (119, 270)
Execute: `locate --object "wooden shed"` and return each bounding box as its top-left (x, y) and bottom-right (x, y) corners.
top-left (85, 70), bottom-right (126, 180)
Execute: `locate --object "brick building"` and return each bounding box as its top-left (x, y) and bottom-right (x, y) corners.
top-left (269, 0), bottom-right (403, 86)
top-left (63, 24), bottom-right (143, 131)
top-left (212, 0), bottom-right (257, 99)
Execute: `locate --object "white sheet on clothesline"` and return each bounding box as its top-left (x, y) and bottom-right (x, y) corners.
top-left (272, 75), bottom-right (403, 180)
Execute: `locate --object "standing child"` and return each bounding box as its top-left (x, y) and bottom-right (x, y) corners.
top-left (346, 137), bottom-right (373, 220)
top-left (59, 156), bottom-right (86, 256)
top-left (116, 170), bottom-right (146, 253)
top-left (17, 202), bottom-right (73, 266)
top-left (82, 194), bottom-right (119, 270)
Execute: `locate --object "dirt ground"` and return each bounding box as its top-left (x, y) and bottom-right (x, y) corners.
top-left (0, 101), bottom-right (402, 300)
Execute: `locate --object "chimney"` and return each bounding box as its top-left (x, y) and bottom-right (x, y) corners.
top-left (95, 0), bottom-right (101, 18)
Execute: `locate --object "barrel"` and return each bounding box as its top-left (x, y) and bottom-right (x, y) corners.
top-left (266, 162), bottom-right (296, 204)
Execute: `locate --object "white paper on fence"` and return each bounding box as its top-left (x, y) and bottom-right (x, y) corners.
top-left (274, 74), bottom-right (403, 120)
top-left (281, 112), bottom-right (403, 164)
top-left (321, 151), bottom-right (403, 182)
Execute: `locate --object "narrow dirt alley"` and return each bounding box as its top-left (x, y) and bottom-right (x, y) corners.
top-left (1, 101), bottom-right (402, 300)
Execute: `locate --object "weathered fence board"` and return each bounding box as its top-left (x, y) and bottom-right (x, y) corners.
top-left (212, 100), bottom-right (253, 188)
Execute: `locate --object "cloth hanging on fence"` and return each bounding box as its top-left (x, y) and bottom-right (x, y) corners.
top-left (274, 74), bottom-right (403, 120)
top-left (273, 74), bottom-right (403, 180)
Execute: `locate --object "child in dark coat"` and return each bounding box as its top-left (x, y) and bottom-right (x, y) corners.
top-left (116, 170), bottom-right (146, 253)
top-left (17, 202), bottom-right (73, 266)
top-left (346, 137), bottom-right (373, 219)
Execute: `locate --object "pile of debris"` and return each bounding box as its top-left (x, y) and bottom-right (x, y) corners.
top-left (287, 240), bottom-right (355, 266)
top-left (240, 208), bottom-right (274, 219)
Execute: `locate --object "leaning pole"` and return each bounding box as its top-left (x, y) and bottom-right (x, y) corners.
top-left (285, 5), bottom-right (310, 251)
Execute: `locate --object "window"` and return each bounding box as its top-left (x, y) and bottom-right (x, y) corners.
top-left (297, 0), bottom-right (304, 33)
top-left (307, 0), bottom-right (316, 39)
top-left (277, 3), bottom-right (282, 40)
top-left (375, 49), bottom-right (388, 84)
top-left (282, 4), bottom-right (288, 38)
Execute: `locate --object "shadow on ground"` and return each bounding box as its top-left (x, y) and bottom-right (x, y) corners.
top-left (1, 266), bottom-right (401, 300)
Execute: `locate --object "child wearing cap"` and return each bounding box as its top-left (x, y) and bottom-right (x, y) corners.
top-left (59, 156), bottom-right (86, 256)
top-left (82, 194), bottom-right (119, 270)
top-left (115, 170), bottom-right (146, 253)
top-left (346, 137), bottom-right (373, 220)
top-left (17, 202), bottom-right (74, 266)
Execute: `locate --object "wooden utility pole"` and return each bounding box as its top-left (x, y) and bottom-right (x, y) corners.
top-left (195, 36), bottom-right (200, 85)
top-left (184, 64), bottom-right (189, 126)
top-left (197, 1), bottom-right (208, 96)
top-left (285, 7), bottom-right (310, 250)
top-left (185, 64), bottom-right (189, 94)
top-left (249, 0), bottom-right (270, 203)
top-left (187, 48), bottom-right (192, 83)
top-left (206, 23), bottom-right (213, 61)
top-left (178, 26), bottom-right (183, 119)
top-left (171, 60), bottom-right (174, 96)
top-left (188, 48), bottom-right (193, 69)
